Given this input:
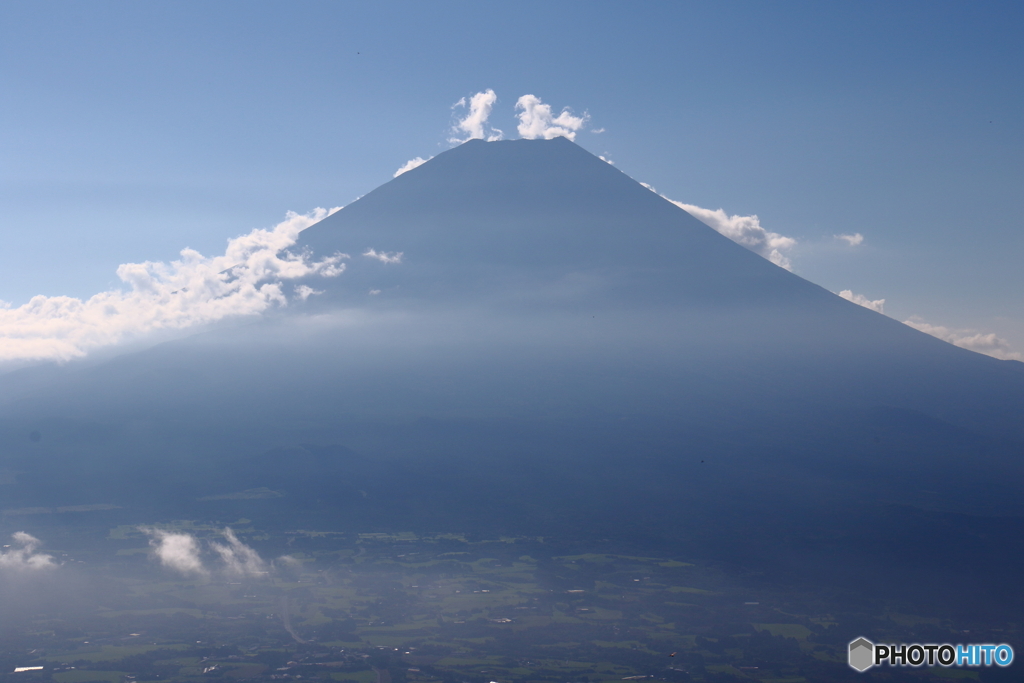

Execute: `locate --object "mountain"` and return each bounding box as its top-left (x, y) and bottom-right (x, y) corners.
top-left (1, 138), bottom-right (1023, 611)
top-left (290, 138), bottom-right (1024, 444)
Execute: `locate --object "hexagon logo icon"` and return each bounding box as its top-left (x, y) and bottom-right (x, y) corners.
top-left (848, 637), bottom-right (874, 672)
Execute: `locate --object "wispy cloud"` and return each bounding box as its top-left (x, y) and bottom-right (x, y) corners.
top-left (450, 90), bottom-right (503, 144)
top-left (835, 233), bottom-right (864, 246)
top-left (394, 156), bottom-right (432, 177)
top-left (515, 95), bottom-right (588, 141)
top-left (903, 318), bottom-right (1022, 361)
top-left (210, 528), bottom-right (268, 578)
top-left (837, 289), bottom-right (885, 313)
top-left (363, 248), bottom-right (403, 264)
top-left (142, 528), bottom-right (207, 576)
top-left (0, 208), bottom-right (346, 363)
top-left (651, 190), bottom-right (797, 270)
top-left (0, 532), bottom-right (56, 571)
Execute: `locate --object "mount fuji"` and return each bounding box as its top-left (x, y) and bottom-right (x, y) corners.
top-left (2, 138), bottom-right (1023, 610)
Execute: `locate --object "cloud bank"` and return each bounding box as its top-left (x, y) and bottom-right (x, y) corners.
top-left (450, 90), bottom-right (503, 144)
top-left (903, 318), bottom-right (1022, 361)
top-left (838, 289), bottom-right (885, 314)
top-left (515, 95), bottom-right (588, 141)
top-left (0, 532), bottom-right (56, 571)
top-left (0, 208), bottom-right (346, 363)
top-left (394, 156), bottom-right (432, 177)
top-left (652, 192), bottom-right (797, 270)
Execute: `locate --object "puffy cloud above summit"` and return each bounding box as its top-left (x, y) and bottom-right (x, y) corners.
top-left (515, 95), bottom-right (588, 141)
top-left (450, 90), bottom-right (503, 144)
top-left (0, 208), bottom-right (346, 363)
top-left (444, 90), bottom-right (589, 143)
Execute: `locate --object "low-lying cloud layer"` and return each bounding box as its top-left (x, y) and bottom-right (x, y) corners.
top-left (210, 528), bottom-right (269, 577)
top-left (0, 209), bottom-right (345, 363)
top-left (143, 527), bottom-right (285, 578)
top-left (0, 532), bottom-right (56, 571)
top-left (144, 528), bottom-right (206, 576)
top-left (904, 318), bottom-right (1022, 361)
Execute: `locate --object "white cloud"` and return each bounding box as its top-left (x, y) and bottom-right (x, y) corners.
top-left (515, 95), bottom-right (588, 141)
top-left (637, 182), bottom-right (798, 269)
top-left (143, 528), bottom-right (207, 576)
top-left (274, 554), bottom-right (303, 571)
top-left (903, 318), bottom-right (1022, 361)
top-left (210, 528), bottom-right (267, 578)
top-left (363, 248), bottom-right (403, 264)
top-left (450, 90), bottom-right (503, 144)
top-left (294, 285), bottom-right (322, 301)
top-left (369, 289), bottom-right (381, 296)
top-left (142, 527), bottom-right (271, 578)
top-left (837, 289), bottom-right (885, 313)
top-left (394, 156), bottom-right (432, 177)
top-left (0, 208), bottom-right (347, 363)
top-left (665, 201), bottom-right (797, 270)
top-left (835, 233), bottom-right (864, 246)
top-left (591, 128), bottom-right (606, 134)
top-left (0, 532), bottom-right (56, 571)
top-left (598, 155), bottom-right (614, 165)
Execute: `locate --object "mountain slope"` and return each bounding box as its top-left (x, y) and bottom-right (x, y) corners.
top-left (0, 140), bottom-right (1022, 595)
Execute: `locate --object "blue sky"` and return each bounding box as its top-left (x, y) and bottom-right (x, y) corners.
top-left (2, 1), bottom-right (1022, 357)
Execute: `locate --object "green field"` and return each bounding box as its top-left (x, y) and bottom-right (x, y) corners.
top-left (3, 527), bottom-right (1012, 683)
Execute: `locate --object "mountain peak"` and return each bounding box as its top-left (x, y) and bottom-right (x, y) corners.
top-left (298, 136), bottom-right (811, 309)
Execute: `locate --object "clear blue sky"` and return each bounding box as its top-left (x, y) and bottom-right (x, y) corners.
top-left (2, 1), bottom-right (1022, 352)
